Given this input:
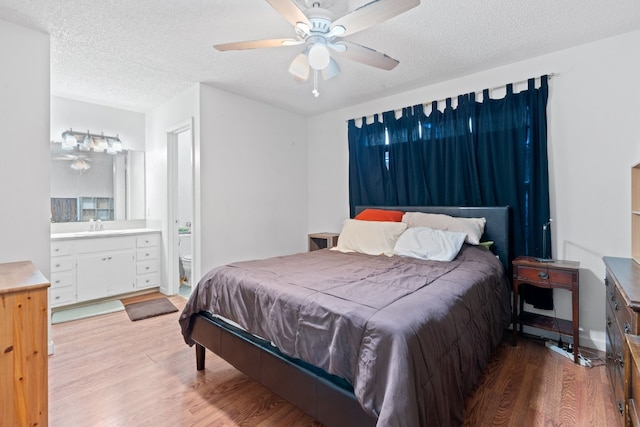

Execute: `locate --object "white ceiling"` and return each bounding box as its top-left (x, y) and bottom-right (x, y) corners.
top-left (1, 0), bottom-right (640, 116)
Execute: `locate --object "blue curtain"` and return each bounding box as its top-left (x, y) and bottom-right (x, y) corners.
top-left (348, 76), bottom-right (551, 307)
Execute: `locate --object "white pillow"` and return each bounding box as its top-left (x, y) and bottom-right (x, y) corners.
top-left (332, 219), bottom-right (407, 256)
top-left (402, 212), bottom-right (486, 245)
top-left (394, 227), bottom-right (466, 261)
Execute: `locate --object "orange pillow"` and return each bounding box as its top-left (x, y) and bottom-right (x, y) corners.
top-left (355, 208), bottom-right (404, 222)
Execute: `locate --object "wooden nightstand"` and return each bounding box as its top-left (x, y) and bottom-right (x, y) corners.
top-left (512, 256), bottom-right (580, 363)
top-left (308, 232), bottom-right (339, 252)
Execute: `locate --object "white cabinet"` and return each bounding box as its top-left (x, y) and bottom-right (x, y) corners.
top-left (76, 251), bottom-right (135, 301)
top-left (135, 234), bottom-right (161, 290)
top-left (50, 230), bottom-right (162, 307)
top-left (50, 241), bottom-right (76, 307)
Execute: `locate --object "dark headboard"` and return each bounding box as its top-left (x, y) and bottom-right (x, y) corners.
top-left (355, 206), bottom-right (511, 271)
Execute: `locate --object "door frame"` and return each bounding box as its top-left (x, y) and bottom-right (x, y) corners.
top-left (166, 118), bottom-right (194, 295)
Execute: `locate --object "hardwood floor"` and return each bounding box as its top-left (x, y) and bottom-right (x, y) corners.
top-left (49, 295), bottom-right (619, 426)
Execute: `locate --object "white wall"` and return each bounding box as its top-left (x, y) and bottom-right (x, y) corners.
top-left (0, 19), bottom-right (50, 277)
top-left (145, 84), bottom-right (199, 293)
top-left (307, 29), bottom-right (640, 351)
top-left (51, 96), bottom-right (145, 151)
top-left (145, 84), bottom-right (308, 293)
top-left (198, 84), bottom-right (308, 275)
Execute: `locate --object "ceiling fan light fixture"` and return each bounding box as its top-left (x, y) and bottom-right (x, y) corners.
top-left (322, 57), bottom-right (340, 80)
top-left (308, 43), bottom-right (330, 70)
top-left (70, 158), bottom-right (91, 171)
top-left (289, 52), bottom-right (311, 80)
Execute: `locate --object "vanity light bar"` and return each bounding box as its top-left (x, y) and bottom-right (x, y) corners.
top-left (61, 129), bottom-right (123, 153)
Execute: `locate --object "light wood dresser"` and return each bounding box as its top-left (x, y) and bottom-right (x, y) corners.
top-left (0, 260), bottom-right (50, 426)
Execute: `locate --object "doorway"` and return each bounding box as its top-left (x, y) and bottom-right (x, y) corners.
top-left (167, 119), bottom-right (195, 297)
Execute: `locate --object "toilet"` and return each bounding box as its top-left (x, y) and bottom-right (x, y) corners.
top-left (179, 234), bottom-right (192, 286)
top-left (181, 255), bottom-right (192, 285)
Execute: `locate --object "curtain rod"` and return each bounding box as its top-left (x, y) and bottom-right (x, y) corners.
top-left (347, 73), bottom-right (555, 124)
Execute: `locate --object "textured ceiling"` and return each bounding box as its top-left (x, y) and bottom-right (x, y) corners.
top-left (1, 0), bottom-right (640, 116)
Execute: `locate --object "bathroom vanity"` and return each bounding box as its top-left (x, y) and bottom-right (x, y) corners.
top-left (50, 229), bottom-right (161, 307)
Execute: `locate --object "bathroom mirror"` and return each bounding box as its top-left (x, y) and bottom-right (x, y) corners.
top-left (50, 142), bottom-right (145, 222)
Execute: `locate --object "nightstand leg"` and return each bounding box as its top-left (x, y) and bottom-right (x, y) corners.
top-left (573, 282), bottom-right (579, 364)
top-left (512, 283), bottom-right (518, 346)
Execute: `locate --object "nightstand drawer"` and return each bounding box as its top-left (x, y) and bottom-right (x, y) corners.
top-left (514, 265), bottom-right (574, 287)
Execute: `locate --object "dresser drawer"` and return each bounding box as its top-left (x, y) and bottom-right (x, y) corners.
top-left (136, 247), bottom-right (159, 261)
top-left (136, 234), bottom-right (160, 248)
top-left (136, 260), bottom-right (158, 275)
top-left (51, 286), bottom-right (75, 307)
top-left (136, 273), bottom-right (160, 289)
top-left (51, 241), bottom-right (73, 257)
top-left (50, 271), bottom-right (73, 289)
top-left (51, 257), bottom-right (74, 273)
top-left (514, 265), bottom-right (576, 287)
top-left (610, 283), bottom-right (635, 335)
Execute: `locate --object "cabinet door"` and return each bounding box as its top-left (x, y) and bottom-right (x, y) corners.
top-left (107, 251), bottom-right (135, 295)
top-left (76, 254), bottom-right (109, 301)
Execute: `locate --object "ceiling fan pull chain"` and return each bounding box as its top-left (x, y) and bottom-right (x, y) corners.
top-left (312, 70), bottom-right (320, 97)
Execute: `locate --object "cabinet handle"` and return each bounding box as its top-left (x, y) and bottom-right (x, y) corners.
top-left (108, 256), bottom-right (112, 260)
top-left (607, 351), bottom-right (613, 363)
top-left (610, 291), bottom-right (615, 301)
top-left (145, 266), bottom-right (150, 270)
top-left (538, 271), bottom-right (549, 280)
top-left (55, 248), bottom-right (60, 252)
top-left (55, 280), bottom-right (60, 284)
top-left (615, 302), bottom-right (620, 312)
top-left (146, 253), bottom-right (150, 257)
top-left (607, 316), bottom-right (612, 327)
top-left (618, 400), bottom-right (624, 415)
top-left (55, 263), bottom-right (60, 268)
top-left (605, 277), bottom-right (609, 287)
top-left (625, 322), bottom-right (631, 334)
top-left (55, 295), bottom-right (60, 300)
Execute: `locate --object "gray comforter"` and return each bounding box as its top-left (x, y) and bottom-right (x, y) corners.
top-left (179, 244), bottom-right (511, 426)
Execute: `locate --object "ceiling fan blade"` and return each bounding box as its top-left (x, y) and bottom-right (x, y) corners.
top-left (289, 53), bottom-right (310, 80)
top-left (266, 0), bottom-right (311, 27)
top-left (214, 38), bottom-right (301, 51)
top-left (331, 0), bottom-right (420, 37)
top-left (337, 41), bottom-right (399, 70)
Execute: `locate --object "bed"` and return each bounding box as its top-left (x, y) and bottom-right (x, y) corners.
top-left (179, 206), bottom-right (512, 426)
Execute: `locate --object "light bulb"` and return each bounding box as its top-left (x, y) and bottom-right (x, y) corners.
top-left (308, 43), bottom-right (330, 70)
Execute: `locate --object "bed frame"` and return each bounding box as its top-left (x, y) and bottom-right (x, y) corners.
top-left (189, 206), bottom-right (510, 426)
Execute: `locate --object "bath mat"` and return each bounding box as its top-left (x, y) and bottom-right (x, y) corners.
top-left (124, 297), bottom-right (178, 321)
top-left (52, 300), bottom-right (125, 324)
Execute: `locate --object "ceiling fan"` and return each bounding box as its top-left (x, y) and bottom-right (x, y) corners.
top-left (53, 153), bottom-right (93, 172)
top-left (214, 0), bottom-right (420, 96)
